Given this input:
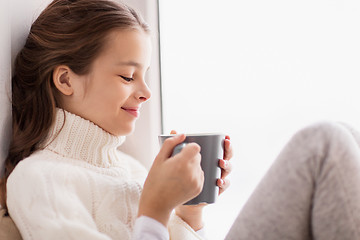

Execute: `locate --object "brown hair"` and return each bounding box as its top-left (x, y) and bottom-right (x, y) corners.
top-left (0, 0), bottom-right (149, 213)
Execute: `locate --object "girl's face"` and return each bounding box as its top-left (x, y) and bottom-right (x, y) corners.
top-left (63, 29), bottom-right (152, 136)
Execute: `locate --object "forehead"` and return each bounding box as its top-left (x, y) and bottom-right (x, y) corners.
top-left (97, 29), bottom-right (152, 67)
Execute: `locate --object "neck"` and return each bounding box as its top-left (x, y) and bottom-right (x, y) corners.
top-left (42, 108), bottom-right (126, 167)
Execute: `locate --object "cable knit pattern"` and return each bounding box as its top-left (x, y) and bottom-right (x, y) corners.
top-left (6, 108), bottom-right (203, 240)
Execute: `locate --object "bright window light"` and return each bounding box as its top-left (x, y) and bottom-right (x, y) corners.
top-left (159, 1), bottom-right (360, 239)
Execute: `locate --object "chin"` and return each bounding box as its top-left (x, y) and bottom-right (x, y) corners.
top-left (112, 124), bottom-right (135, 136)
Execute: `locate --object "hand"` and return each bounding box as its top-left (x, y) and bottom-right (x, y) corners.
top-left (170, 130), bottom-right (206, 231)
top-left (138, 133), bottom-right (204, 227)
top-left (217, 135), bottom-right (233, 195)
top-left (172, 131), bottom-right (234, 231)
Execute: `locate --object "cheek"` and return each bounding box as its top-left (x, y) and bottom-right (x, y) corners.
top-left (86, 80), bottom-right (120, 101)
top-left (98, 83), bottom-right (131, 109)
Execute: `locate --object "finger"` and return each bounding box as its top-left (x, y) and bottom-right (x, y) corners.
top-left (198, 169), bottom-right (205, 192)
top-left (219, 159), bottom-right (232, 179)
top-left (217, 178), bottom-right (231, 195)
top-left (177, 143), bottom-right (201, 163)
top-left (156, 134), bottom-right (186, 162)
top-left (170, 130), bottom-right (178, 134)
top-left (224, 138), bottom-right (233, 160)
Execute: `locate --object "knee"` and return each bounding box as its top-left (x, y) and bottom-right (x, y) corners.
top-left (291, 121), bottom-right (357, 156)
top-left (296, 122), bottom-right (342, 139)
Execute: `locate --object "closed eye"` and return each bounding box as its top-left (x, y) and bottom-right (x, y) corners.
top-left (119, 75), bottom-right (134, 82)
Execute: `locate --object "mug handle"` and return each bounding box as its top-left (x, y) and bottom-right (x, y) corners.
top-left (171, 143), bottom-right (187, 157)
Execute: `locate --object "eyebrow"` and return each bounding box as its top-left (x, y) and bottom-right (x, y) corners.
top-left (117, 61), bottom-right (150, 71)
top-left (117, 61), bottom-right (142, 68)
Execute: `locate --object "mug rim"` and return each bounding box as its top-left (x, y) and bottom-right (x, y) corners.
top-left (159, 133), bottom-right (225, 137)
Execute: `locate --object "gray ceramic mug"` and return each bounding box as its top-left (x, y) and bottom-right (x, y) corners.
top-left (158, 133), bottom-right (225, 205)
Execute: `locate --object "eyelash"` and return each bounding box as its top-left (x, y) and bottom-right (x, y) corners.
top-left (119, 75), bottom-right (134, 82)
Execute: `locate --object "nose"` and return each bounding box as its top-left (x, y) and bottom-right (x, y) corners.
top-left (136, 81), bottom-right (152, 102)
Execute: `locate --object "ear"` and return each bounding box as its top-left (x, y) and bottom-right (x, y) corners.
top-left (53, 65), bottom-right (74, 96)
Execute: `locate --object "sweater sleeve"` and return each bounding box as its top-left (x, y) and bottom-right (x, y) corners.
top-left (121, 153), bottom-right (205, 240)
top-left (6, 159), bottom-right (111, 240)
top-left (168, 213), bottom-right (205, 240)
top-left (132, 214), bottom-right (206, 240)
top-left (132, 216), bottom-right (169, 240)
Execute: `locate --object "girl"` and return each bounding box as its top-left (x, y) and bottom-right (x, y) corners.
top-left (0, 0), bottom-right (233, 239)
top-left (2, 0), bottom-right (360, 240)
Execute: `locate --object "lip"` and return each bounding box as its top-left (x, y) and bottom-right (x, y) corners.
top-left (121, 107), bottom-right (140, 118)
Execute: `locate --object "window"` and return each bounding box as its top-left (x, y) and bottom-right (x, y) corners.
top-left (159, 1), bottom-right (360, 238)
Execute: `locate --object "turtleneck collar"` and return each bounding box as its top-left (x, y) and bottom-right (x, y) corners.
top-left (42, 108), bottom-right (126, 167)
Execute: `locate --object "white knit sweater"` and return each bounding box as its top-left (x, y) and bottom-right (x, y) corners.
top-left (6, 109), bottom-right (203, 240)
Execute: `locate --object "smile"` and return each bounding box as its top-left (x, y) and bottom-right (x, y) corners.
top-left (121, 107), bottom-right (140, 118)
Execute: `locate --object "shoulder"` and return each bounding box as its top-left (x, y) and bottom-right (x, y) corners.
top-left (7, 150), bottom-right (87, 189)
top-left (10, 150), bottom-right (63, 174)
top-left (6, 151), bottom-right (56, 210)
top-left (6, 150), bottom-right (94, 214)
top-left (8, 150), bottom-right (53, 182)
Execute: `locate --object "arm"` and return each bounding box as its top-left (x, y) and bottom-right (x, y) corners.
top-left (132, 216), bottom-right (169, 240)
top-left (137, 134), bottom-right (204, 227)
top-left (173, 134), bottom-right (234, 232)
top-left (132, 214), bottom-right (206, 240)
top-left (136, 134), bottom-right (233, 239)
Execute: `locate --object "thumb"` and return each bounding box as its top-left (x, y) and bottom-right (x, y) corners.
top-left (156, 134), bottom-right (186, 163)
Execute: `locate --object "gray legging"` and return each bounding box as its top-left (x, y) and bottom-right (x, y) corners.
top-left (226, 122), bottom-right (360, 240)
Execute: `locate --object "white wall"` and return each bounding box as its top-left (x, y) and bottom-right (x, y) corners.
top-left (159, 1), bottom-right (360, 239)
top-left (0, 0), bottom-right (11, 176)
top-left (0, 0), bottom-right (162, 175)
top-left (118, 0), bottom-right (162, 169)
